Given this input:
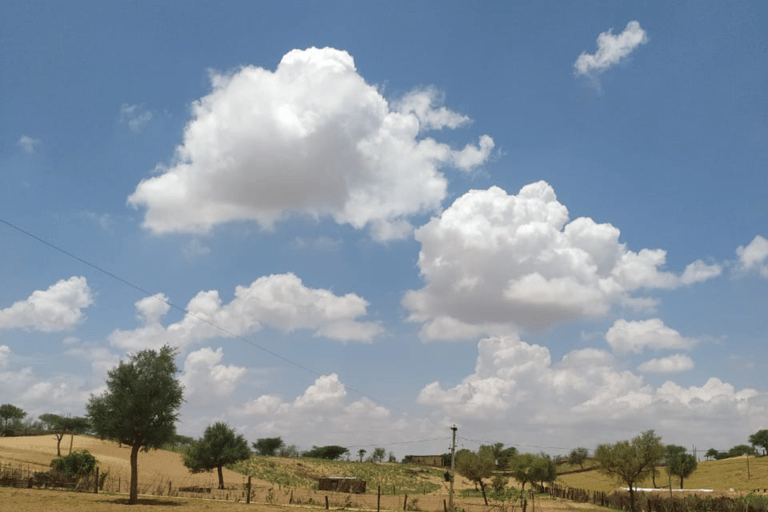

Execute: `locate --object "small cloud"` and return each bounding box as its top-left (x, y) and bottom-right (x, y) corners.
top-left (119, 104), bottom-right (154, 133)
top-left (182, 239), bottom-right (211, 260)
top-left (17, 135), bottom-right (41, 154)
top-left (81, 211), bottom-right (113, 233)
top-left (736, 235), bottom-right (768, 278)
top-left (574, 21), bottom-right (648, 87)
top-left (637, 354), bottom-right (694, 373)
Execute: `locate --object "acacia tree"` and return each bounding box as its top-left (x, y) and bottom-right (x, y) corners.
top-left (509, 453), bottom-right (556, 491)
top-left (594, 430), bottom-right (665, 512)
top-left (665, 445), bottom-right (698, 489)
top-left (568, 447), bottom-right (589, 469)
top-left (0, 404), bottom-right (26, 430)
top-left (39, 414), bottom-right (90, 456)
top-left (252, 437), bottom-right (284, 456)
top-left (371, 447), bottom-right (386, 463)
top-left (303, 445), bottom-right (348, 460)
top-left (749, 430), bottom-right (768, 455)
top-left (456, 446), bottom-right (496, 505)
top-left (358, 449), bottom-right (367, 462)
top-left (705, 448), bottom-right (719, 461)
top-left (86, 345), bottom-right (184, 504)
top-left (183, 422), bottom-right (251, 489)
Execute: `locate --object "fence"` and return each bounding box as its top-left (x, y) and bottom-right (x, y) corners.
top-left (532, 482), bottom-right (768, 512)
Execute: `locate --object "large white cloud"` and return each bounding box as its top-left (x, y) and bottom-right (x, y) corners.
top-left (180, 347), bottom-right (247, 408)
top-left (736, 235), bottom-right (768, 278)
top-left (637, 354), bottom-right (694, 373)
top-left (0, 277), bottom-right (93, 332)
top-left (606, 318), bottom-right (695, 354)
top-left (128, 47), bottom-right (494, 242)
top-left (403, 182), bottom-right (721, 340)
top-left (417, 334), bottom-right (762, 449)
top-left (574, 21), bottom-right (648, 80)
top-left (109, 273), bottom-right (383, 351)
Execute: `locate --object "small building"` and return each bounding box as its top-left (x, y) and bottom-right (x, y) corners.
top-left (403, 455), bottom-right (444, 467)
top-left (318, 476), bottom-right (366, 494)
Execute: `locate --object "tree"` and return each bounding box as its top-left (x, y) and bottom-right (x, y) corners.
top-left (303, 445), bottom-right (349, 460)
top-left (568, 447), bottom-right (589, 469)
top-left (388, 451), bottom-right (397, 463)
top-left (278, 444), bottom-right (300, 458)
top-left (705, 448), bottom-right (719, 461)
top-left (358, 448), bottom-right (367, 462)
top-left (252, 437), bottom-right (284, 457)
top-left (51, 449), bottom-right (97, 482)
top-left (0, 404), bottom-right (26, 430)
top-left (39, 414), bottom-right (90, 456)
top-left (456, 446), bottom-right (495, 505)
top-left (484, 443), bottom-right (517, 470)
top-left (372, 447), bottom-right (386, 463)
top-left (183, 422), bottom-right (251, 489)
top-left (665, 445), bottom-right (697, 489)
top-left (594, 430), bottom-right (665, 512)
top-left (86, 345), bottom-right (184, 504)
top-left (749, 430), bottom-right (768, 456)
top-left (509, 453), bottom-right (555, 491)
top-left (727, 444), bottom-right (757, 458)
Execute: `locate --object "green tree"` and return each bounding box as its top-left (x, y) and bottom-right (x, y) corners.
top-left (509, 453), bottom-right (555, 491)
top-left (705, 448), bottom-right (719, 461)
top-left (568, 447), bottom-right (589, 469)
top-left (594, 430), bottom-right (665, 512)
top-left (372, 447), bottom-right (386, 463)
top-left (484, 443), bottom-right (517, 470)
top-left (664, 445), bottom-right (698, 489)
top-left (727, 444), bottom-right (757, 458)
top-left (278, 444), bottom-right (300, 458)
top-left (749, 430), bottom-right (768, 456)
top-left (455, 446), bottom-right (495, 505)
top-left (51, 449), bottom-right (98, 481)
top-left (183, 422), bottom-right (251, 489)
top-left (388, 451), bottom-right (397, 463)
top-left (86, 345), bottom-right (184, 504)
top-left (252, 437), bottom-right (284, 456)
top-left (358, 448), bottom-right (367, 462)
top-left (303, 445), bottom-right (349, 460)
top-left (0, 404), bottom-right (26, 430)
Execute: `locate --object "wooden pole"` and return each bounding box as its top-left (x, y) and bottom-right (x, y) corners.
top-left (247, 476), bottom-right (251, 504)
top-left (404, 494), bottom-right (408, 510)
top-left (443, 499), bottom-right (448, 512)
top-left (94, 467), bottom-right (99, 494)
top-left (168, 480), bottom-right (172, 495)
top-left (326, 496), bottom-right (330, 510)
top-left (378, 485), bottom-right (381, 512)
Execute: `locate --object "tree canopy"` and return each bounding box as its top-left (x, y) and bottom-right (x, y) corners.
top-left (665, 445), bottom-right (698, 489)
top-left (183, 422), bottom-right (251, 489)
top-left (252, 437), bottom-right (285, 457)
top-left (749, 430), bottom-right (768, 455)
top-left (508, 453), bottom-right (556, 491)
top-left (39, 414), bottom-right (91, 456)
top-left (594, 430), bottom-right (665, 512)
top-left (0, 404), bottom-right (26, 430)
top-left (303, 445), bottom-right (349, 460)
top-left (86, 344), bottom-right (184, 504)
top-left (568, 447), bottom-right (589, 469)
top-left (455, 446), bottom-right (496, 505)
top-left (371, 447), bottom-right (386, 463)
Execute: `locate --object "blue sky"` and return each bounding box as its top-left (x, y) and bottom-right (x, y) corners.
top-left (2, 1), bottom-right (767, 458)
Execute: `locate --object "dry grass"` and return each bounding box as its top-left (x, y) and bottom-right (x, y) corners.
top-left (557, 456), bottom-right (768, 493)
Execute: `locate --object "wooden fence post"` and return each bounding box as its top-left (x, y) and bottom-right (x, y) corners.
top-left (325, 495), bottom-right (329, 510)
top-left (247, 476), bottom-right (251, 504)
top-left (443, 499), bottom-right (448, 512)
top-left (404, 494), bottom-right (408, 510)
top-left (94, 467), bottom-right (99, 494)
top-left (378, 485), bottom-right (381, 512)
top-left (118, 475), bottom-right (120, 493)
top-left (168, 480), bottom-right (172, 495)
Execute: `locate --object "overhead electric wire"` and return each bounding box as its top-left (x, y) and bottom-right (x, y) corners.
top-left (0, 216), bottom-right (398, 412)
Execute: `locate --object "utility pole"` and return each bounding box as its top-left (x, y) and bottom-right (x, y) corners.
top-left (449, 425), bottom-right (457, 512)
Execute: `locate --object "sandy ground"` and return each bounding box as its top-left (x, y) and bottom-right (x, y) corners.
top-left (0, 434), bottom-right (271, 490)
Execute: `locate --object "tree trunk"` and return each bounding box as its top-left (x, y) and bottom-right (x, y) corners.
top-left (479, 480), bottom-right (488, 506)
top-left (69, 432), bottom-right (74, 454)
top-left (217, 465), bottom-right (224, 489)
top-left (680, 477), bottom-right (684, 489)
top-left (130, 444), bottom-right (140, 504)
top-left (628, 486), bottom-right (635, 512)
top-left (56, 433), bottom-right (63, 457)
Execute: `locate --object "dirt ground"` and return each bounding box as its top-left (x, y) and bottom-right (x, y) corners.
top-left (0, 434), bottom-right (271, 490)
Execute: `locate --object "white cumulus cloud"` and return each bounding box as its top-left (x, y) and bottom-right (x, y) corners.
top-left (17, 135), bottom-right (41, 153)
top-left (180, 347), bottom-right (247, 407)
top-left (736, 235), bottom-right (768, 278)
top-left (0, 277), bottom-right (93, 332)
top-left (119, 104), bottom-right (154, 133)
top-left (128, 47), bottom-right (494, 242)
top-left (403, 182), bottom-right (718, 340)
top-left (637, 354), bottom-right (695, 373)
top-left (574, 21), bottom-right (648, 83)
top-left (606, 318), bottom-right (696, 354)
top-left (109, 273), bottom-right (383, 351)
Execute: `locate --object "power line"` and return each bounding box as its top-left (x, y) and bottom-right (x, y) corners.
top-left (0, 216), bottom-right (398, 412)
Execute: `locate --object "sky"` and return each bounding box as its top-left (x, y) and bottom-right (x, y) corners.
top-left (1, 1), bottom-right (767, 460)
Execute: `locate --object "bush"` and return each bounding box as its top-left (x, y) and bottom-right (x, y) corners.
top-left (51, 450), bottom-right (97, 479)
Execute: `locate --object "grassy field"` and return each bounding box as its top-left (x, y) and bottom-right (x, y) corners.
top-left (557, 456), bottom-right (768, 493)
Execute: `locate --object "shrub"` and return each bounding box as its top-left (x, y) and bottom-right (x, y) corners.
top-left (51, 450), bottom-right (97, 479)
